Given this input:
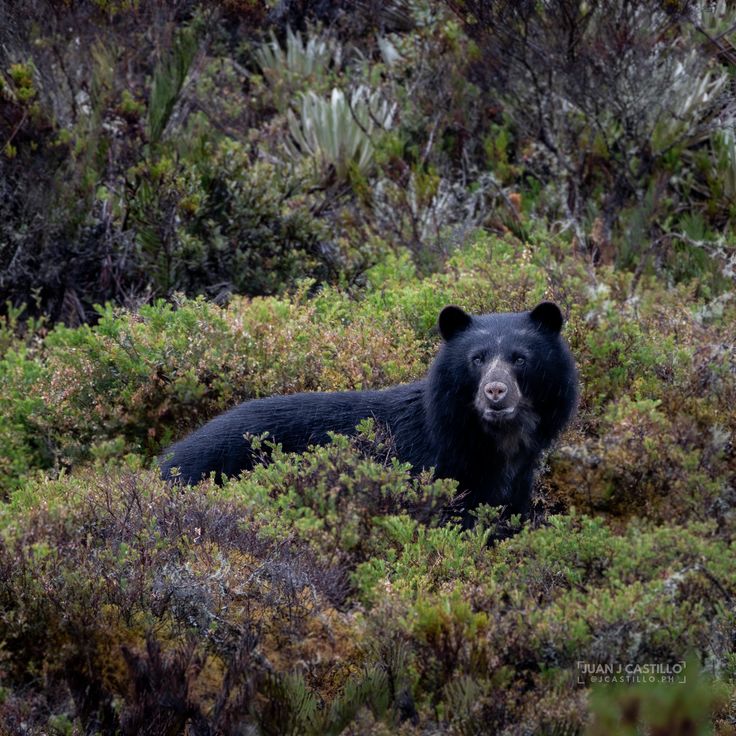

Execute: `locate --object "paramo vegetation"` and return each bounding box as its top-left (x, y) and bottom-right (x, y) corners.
top-left (0, 1), bottom-right (735, 734)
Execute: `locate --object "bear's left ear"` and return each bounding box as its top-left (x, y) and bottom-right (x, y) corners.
top-left (439, 305), bottom-right (472, 341)
top-left (530, 301), bottom-right (563, 334)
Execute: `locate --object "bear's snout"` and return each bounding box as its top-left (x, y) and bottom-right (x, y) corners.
top-left (474, 361), bottom-right (522, 426)
top-left (484, 381), bottom-right (508, 402)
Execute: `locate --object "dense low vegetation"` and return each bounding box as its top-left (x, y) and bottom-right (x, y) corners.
top-left (2, 231), bottom-right (735, 733)
top-left (1, 1), bottom-right (735, 734)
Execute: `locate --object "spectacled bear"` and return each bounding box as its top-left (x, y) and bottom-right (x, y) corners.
top-left (159, 302), bottom-right (578, 521)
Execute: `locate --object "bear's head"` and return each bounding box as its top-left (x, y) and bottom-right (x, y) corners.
top-left (432, 302), bottom-right (577, 450)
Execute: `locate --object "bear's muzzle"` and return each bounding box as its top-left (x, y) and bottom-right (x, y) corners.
top-left (475, 360), bottom-right (522, 424)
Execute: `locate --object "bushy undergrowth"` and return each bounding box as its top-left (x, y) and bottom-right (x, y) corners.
top-left (0, 228), bottom-right (734, 731)
top-left (0, 435), bottom-right (453, 734)
top-left (0, 436), bottom-right (733, 734)
top-left (2, 231), bottom-right (734, 527)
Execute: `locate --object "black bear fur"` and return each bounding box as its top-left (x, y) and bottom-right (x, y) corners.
top-left (160, 302), bottom-right (578, 519)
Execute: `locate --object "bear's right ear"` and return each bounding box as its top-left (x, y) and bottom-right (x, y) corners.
top-left (439, 305), bottom-right (472, 341)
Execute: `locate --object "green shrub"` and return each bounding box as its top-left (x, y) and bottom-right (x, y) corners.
top-left (24, 291), bottom-right (424, 478)
top-left (357, 512), bottom-right (735, 733)
top-left (126, 139), bottom-right (341, 298)
top-left (0, 346), bottom-right (46, 495)
top-left (0, 433), bottom-right (453, 734)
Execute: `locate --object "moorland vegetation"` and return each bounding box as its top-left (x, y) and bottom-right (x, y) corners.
top-left (0, 1), bottom-right (735, 733)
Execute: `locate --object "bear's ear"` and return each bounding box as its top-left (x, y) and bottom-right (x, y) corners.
top-left (439, 305), bottom-right (472, 341)
top-left (530, 301), bottom-right (563, 334)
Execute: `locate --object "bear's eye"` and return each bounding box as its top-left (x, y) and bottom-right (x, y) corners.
top-left (471, 355), bottom-right (483, 366)
top-left (514, 355), bottom-right (526, 367)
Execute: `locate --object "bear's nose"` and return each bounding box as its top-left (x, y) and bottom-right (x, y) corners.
top-left (484, 381), bottom-right (508, 402)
